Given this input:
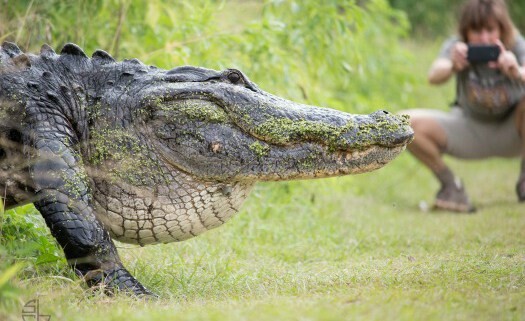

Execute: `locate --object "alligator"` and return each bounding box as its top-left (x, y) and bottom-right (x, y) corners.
top-left (0, 42), bottom-right (413, 297)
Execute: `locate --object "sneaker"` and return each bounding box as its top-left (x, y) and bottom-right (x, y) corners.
top-left (434, 177), bottom-right (476, 213)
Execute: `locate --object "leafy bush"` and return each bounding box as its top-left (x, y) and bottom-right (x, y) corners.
top-left (0, 204), bottom-right (67, 303)
top-left (0, 205), bottom-right (62, 262)
top-left (232, 0), bottom-right (414, 113)
top-left (0, 263), bottom-right (23, 302)
top-left (0, 0), bottom-right (415, 112)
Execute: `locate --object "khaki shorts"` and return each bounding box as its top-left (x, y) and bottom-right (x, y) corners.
top-left (406, 107), bottom-right (521, 159)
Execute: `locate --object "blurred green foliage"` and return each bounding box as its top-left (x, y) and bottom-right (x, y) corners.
top-left (0, 0), bottom-right (415, 113)
top-left (388, 0), bottom-right (525, 37)
top-left (0, 204), bottom-right (68, 303)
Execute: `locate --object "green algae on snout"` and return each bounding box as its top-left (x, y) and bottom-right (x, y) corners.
top-left (249, 141), bottom-right (270, 158)
top-left (253, 117), bottom-right (349, 147)
top-left (298, 152), bottom-right (321, 170)
top-left (252, 114), bottom-right (409, 151)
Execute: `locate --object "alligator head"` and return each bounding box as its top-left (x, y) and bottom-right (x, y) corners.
top-left (140, 66), bottom-right (413, 182)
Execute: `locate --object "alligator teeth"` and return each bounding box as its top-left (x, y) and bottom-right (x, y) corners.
top-left (337, 147), bottom-right (373, 162)
top-left (336, 145), bottom-right (393, 163)
top-left (336, 153), bottom-right (343, 164)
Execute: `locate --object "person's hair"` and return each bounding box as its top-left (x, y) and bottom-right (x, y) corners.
top-left (458, 0), bottom-right (517, 47)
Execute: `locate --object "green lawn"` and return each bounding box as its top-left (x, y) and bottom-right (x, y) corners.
top-left (1, 21), bottom-right (524, 321)
top-left (1, 154), bottom-right (523, 320)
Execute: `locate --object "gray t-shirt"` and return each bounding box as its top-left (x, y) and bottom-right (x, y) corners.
top-left (439, 35), bottom-right (525, 120)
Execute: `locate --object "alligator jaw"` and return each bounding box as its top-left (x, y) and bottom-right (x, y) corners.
top-left (236, 143), bottom-right (408, 182)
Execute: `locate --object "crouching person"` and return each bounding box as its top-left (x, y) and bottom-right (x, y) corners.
top-left (404, 0), bottom-right (525, 212)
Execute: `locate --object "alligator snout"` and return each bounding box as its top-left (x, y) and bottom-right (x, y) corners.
top-left (360, 110), bottom-right (414, 148)
top-left (225, 90), bottom-right (414, 152)
top-left (247, 106), bottom-right (414, 152)
top-left (391, 128), bottom-right (414, 146)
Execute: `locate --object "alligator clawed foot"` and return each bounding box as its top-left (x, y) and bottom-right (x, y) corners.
top-left (81, 267), bottom-right (158, 298)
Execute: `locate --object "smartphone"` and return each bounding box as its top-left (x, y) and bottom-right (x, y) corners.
top-left (467, 44), bottom-right (500, 63)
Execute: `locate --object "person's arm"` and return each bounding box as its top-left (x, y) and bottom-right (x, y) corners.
top-left (428, 41), bottom-right (469, 85)
top-left (513, 64), bottom-right (525, 82)
top-left (497, 50), bottom-right (525, 81)
top-left (428, 58), bottom-right (454, 84)
top-left (515, 64), bottom-right (525, 82)
top-left (495, 39), bottom-right (525, 82)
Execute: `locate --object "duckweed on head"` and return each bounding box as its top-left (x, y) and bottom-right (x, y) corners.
top-left (89, 127), bottom-right (161, 185)
top-left (160, 99), bottom-right (228, 123)
top-left (249, 141), bottom-right (270, 158)
top-left (253, 113), bottom-right (409, 151)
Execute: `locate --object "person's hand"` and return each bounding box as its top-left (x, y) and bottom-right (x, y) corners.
top-left (494, 40), bottom-right (522, 80)
top-left (451, 42), bottom-right (469, 72)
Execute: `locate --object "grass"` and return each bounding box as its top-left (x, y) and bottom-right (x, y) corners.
top-left (1, 5), bottom-right (524, 321)
top-left (1, 154), bottom-right (524, 320)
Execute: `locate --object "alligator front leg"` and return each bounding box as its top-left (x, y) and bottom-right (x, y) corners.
top-left (29, 113), bottom-right (155, 297)
top-left (36, 189), bottom-right (154, 296)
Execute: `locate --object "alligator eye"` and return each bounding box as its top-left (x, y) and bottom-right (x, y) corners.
top-left (227, 72), bottom-right (241, 84)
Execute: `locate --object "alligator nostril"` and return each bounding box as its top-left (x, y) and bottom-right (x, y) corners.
top-left (370, 110), bottom-right (391, 118)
